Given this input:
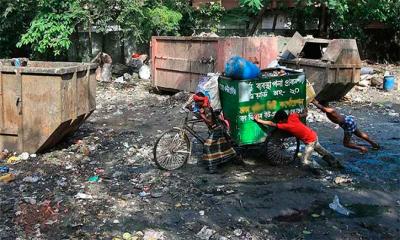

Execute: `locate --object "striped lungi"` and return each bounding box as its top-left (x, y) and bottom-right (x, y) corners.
top-left (203, 126), bottom-right (237, 172)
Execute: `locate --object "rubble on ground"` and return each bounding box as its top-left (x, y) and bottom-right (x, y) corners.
top-left (0, 63), bottom-right (399, 239)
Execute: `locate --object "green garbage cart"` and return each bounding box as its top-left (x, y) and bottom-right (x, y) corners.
top-left (153, 68), bottom-right (308, 170)
top-left (218, 68), bottom-right (307, 165)
top-left (219, 68), bottom-right (307, 145)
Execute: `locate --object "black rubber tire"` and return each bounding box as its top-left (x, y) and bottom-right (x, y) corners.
top-left (265, 129), bottom-right (300, 166)
top-left (153, 128), bottom-right (191, 170)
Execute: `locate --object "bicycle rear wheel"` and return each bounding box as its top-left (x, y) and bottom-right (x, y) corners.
top-left (265, 129), bottom-right (300, 166)
top-left (153, 128), bottom-right (191, 170)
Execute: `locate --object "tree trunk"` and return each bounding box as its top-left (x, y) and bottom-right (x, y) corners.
top-left (318, 4), bottom-right (328, 37)
top-left (248, 4), bottom-right (269, 36)
top-left (296, 11), bottom-right (305, 34)
top-left (271, 13), bottom-right (278, 33)
top-left (88, 15), bottom-right (93, 59)
top-left (73, 25), bottom-right (81, 61)
top-left (120, 32), bottom-right (125, 64)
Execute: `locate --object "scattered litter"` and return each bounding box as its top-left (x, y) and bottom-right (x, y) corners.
top-left (311, 214), bottom-right (320, 218)
top-left (303, 230), bottom-right (312, 235)
top-left (233, 229), bottom-right (243, 236)
top-left (143, 229), bottom-right (165, 240)
top-left (122, 232), bottom-right (132, 239)
top-left (7, 156), bottom-right (21, 164)
top-left (334, 176), bottom-right (352, 185)
top-left (75, 193), bottom-right (93, 200)
top-left (19, 152), bottom-right (30, 161)
top-left (0, 173), bottom-right (15, 183)
top-left (151, 192), bottom-right (163, 198)
top-left (329, 195), bottom-right (353, 216)
top-left (23, 176), bottom-right (40, 183)
top-left (88, 176), bottom-right (100, 183)
top-left (139, 65), bottom-right (151, 80)
top-left (196, 226), bottom-right (215, 240)
top-left (0, 166), bottom-right (10, 173)
top-left (115, 76), bottom-right (126, 84)
top-left (199, 210), bottom-right (205, 216)
top-left (24, 197), bottom-right (37, 205)
top-left (139, 191), bottom-right (150, 197)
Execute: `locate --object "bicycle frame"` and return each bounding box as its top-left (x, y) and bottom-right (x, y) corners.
top-left (180, 112), bottom-right (206, 145)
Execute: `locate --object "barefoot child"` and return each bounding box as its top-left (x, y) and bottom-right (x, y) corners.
top-left (312, 99), bottom-right (380, 153)
top-left (254, 109), bottom-right (341, 172)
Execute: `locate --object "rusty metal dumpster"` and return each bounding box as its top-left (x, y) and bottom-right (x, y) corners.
top-left (0, 60), bottom-right (97, 153)
top-left (279, 32), bottom-right (362, 101)
top-left (151, 36), bottom-right (279, 92)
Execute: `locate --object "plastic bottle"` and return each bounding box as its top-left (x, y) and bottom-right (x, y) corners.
top-left (0, 166), bottom-right (9, 173)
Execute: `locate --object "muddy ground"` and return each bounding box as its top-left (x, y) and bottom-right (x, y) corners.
top-left (1, 77), bottom-right (399, 240)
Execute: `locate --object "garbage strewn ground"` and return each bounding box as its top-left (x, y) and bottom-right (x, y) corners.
top-left (1, 69), bottom-right (400, 239)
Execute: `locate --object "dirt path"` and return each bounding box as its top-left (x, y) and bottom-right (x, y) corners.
top-left (0, 80), bottom-right (399, 240)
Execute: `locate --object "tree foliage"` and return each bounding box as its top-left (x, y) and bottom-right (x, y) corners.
top-left (0, 0), bottom-right (38, 57)
top-left (2, 0), bottom-right (399, 59)
top-left (193, 2), bottom-right (225, 33)
top-left (118, 1), bottom-right (183, 43)
top-left (16, 0), bottom-right (86, 56)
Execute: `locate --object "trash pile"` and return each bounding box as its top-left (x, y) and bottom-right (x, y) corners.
top-left (356, 63), bottom-right (399, 91)
top-left (93, 52), bottom-right (151, 84)
top-left (0, 57), bottom-right (399, 239)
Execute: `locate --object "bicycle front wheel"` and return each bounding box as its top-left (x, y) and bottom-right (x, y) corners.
top-left (153, 128), bottom-right (191, 170)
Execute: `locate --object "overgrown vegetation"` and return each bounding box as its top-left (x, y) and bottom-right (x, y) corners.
top-left (0, 0), bottom-right (399, 60)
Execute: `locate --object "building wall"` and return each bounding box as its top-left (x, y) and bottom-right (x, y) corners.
top-left (192, 0), bottom-right (239, 10)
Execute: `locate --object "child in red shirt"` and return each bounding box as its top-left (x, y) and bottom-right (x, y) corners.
top-left (254, 109), bottom-right (341, 171)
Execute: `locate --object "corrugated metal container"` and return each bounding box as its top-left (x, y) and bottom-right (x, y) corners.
top-left (279, 32), bottom-right (362, 101)
top-left (0, 60), bottom-right (97, 153)
top-left (151, 36), bottom-right (279, 92)
top-left (219, 68), bottom-right (306, 145)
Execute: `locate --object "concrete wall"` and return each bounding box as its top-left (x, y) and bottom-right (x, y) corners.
top-left (68, 31), bottom-right (137, 64)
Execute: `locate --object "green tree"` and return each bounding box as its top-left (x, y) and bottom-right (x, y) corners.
top-left (117, 0), bottom-right (182, 44)
top-left (0, 0), bottom-right (38, 58)
top-left (17, 0), bottom-right (86, 57)
top-left (193, 2), bottom-right (225, 33)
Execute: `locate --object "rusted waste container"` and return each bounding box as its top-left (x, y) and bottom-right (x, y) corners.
top-left (0, 60), bottom-right (97, 153)
top-left (279, 32), bottom-right (361, 101)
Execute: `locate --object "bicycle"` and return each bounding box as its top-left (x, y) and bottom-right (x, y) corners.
top-left (153, 111), bottom-right (300, 170)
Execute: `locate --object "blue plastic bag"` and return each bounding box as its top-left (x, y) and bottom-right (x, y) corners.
top-left (225, 56), bottom-right (261, 80)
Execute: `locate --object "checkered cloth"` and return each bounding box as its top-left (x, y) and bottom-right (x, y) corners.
top-left (340, 115), bottom-right (357, 135)
top-left (203, 126), bottom-right (237, 172)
